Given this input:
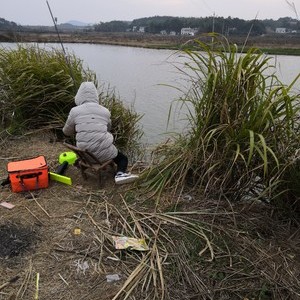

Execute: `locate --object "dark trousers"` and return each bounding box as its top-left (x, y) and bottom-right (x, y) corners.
top-left (113, 151), bottom-right (128, 173)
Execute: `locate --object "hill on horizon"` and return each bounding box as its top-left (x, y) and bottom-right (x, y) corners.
top-left (65, 20), bottom-right (93, 26)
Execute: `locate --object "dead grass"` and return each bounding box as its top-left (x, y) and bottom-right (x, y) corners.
top-left (0, 131), bottom-right (299, 299)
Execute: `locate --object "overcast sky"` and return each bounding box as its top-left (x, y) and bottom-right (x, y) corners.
top-left (2, 0), bottom-right (300, 26)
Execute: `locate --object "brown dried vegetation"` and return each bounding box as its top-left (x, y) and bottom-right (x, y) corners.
top-left (0, 131), bottom-right (299, 299)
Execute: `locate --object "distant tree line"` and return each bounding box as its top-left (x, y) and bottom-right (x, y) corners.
top-left (1, 16), bottom-right (300, 36)
top-left (0, 18), bottom-right (21, 29)
top-left (94, 16), bottom-right (300, 35)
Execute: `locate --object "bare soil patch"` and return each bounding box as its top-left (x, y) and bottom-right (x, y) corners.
top-left (0, 223), bottom-right (37, 260)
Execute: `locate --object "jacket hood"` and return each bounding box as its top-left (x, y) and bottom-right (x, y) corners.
top-left (75, 82), bottom-right (99, 106)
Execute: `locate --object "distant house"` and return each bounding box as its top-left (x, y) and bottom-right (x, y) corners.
top-left (139, 26), bottom-right (145, 33)
top-left (228, 27), bottom-right (237, 33)
top-left (181, 27), bottom-right (196, 36)
top-left (275, 27), bottom-right (287, 33)
top-left (170, 31), bottom-right (176, 36)
top-left (160, 30), bottom-right (167, 35)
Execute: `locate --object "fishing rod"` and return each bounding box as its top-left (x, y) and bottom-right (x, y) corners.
top-left (45, 0), bottom-right (76, 87)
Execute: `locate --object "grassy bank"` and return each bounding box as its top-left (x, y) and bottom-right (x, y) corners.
top-left (0, 36), bottom-right (299, 299)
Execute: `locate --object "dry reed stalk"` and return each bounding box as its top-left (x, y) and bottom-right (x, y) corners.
top-left (16, 260), bottom-right (33, 299)
top-left (112, 252), bottom-right (151, 300)
top-left (23, 206), bottom-right (44, 225)
top-left (58, 273), bottom-right (69, 286)
top-left (0, 276), bottom-right (20, 292)
top-left (32, 197), bottom-right (51, 218)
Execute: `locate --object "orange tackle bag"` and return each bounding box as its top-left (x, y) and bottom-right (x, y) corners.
top-left (7, 156), bottom-right (49, 193)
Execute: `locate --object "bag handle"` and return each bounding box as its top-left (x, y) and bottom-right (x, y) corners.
top-left (17, 172), bottom-right (42, 191)
top-left (17, 172), bottom-right (43, 180)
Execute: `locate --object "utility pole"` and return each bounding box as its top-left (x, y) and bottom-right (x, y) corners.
top-left (212, 12), bottom-right (215, 45)
top-left (212, 12), bottom-right (215, 33)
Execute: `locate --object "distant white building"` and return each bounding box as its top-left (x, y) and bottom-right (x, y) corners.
top-left (170, 31), bottom-right (176, 36)
top-left (181, 27), bottom-right (196, 36)
top-left (139, 26), bottom-right (145, 33)
top-left (275, 27), bottom-right (287, 33)
top-left (160, 30), bottom-right (167, 35)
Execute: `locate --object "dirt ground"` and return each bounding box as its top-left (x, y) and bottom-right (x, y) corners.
top-left (0, 131), bottom-right (300, 300)
top-left (0, 132), bottom-right (140, 300)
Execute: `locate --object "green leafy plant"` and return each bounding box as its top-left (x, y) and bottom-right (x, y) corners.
top-left (141, 35), bottom-right (300, 202)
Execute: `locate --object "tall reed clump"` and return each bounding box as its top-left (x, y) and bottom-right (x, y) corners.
top-left (0, 44), bottom-right (92, 131)
top-left (141, 35), bottom-right (300, 204)
top-left (99, 86), bottom-right (144, 159)
top-left (0, 44), bottom-right (143, 154)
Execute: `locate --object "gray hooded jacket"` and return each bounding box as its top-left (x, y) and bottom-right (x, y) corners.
top-left (63, 82), bottom-right (118, 162)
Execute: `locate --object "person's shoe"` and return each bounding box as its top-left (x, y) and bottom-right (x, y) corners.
top-left (115, 172), bottom-right (139, 185)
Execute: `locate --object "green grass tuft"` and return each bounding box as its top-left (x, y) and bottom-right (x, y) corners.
top-left (141, 34), bottom-right (300, 204)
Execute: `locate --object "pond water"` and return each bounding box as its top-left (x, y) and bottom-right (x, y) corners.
top-left (1, 42), bottom-right (300, 146)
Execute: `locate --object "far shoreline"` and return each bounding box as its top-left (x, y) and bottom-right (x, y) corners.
top-left (2, 31), bottom-right (300, 56)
